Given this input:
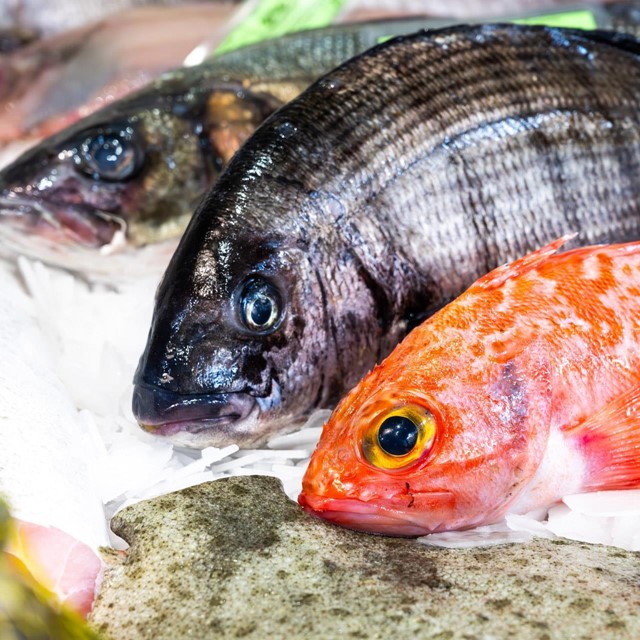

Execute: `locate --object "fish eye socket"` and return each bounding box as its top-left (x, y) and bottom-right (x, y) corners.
top-left (362, 405), bottom-right (436, 470)
top-left (238, 278), bottom-right (283, 334)
top-left (74, 129), bottom-right (142, 182)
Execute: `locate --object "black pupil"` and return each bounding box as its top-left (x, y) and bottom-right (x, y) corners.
top-left (90, 136), bottom-right (126, 171)
top-left (77, 131), bottom-right (139, 181)
top-left (240, 279), bottom-right (280, 332)
top-left (377, 416), bottom-right (418, 456)
top-left (250, 294), bottom-right (273, 327)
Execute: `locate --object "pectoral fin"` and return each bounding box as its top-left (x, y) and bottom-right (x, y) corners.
top-left (564, 384), bottom-right (640, 491)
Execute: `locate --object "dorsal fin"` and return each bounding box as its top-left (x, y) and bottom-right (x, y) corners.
top-left (571, 26), bottom-right (640, 58)
top-left (474, 235), bottom-right (575, 291)
top-left (564, 384), bottom-right (640, 491)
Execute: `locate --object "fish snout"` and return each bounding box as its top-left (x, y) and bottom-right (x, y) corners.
top-left (132, 384), bottom-right (258, 448)
top-left (298, 493), bottom-right (431, 537)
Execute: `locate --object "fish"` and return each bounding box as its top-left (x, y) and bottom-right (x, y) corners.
top-left (0, 16), bottom-right (451, 278)
top-left (4, 2), bottom-right (634, 148)
top-left (298, 238), bottom-right (640, 535)
top-left (3, 7), bottom-right (640, 278)
top-left (0, 3), bottom-right (241, 145)
top-left (133, 24), bottom-right (640, 449)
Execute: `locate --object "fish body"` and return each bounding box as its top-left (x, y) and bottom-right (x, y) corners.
top-left (299, 238), bottom-right (640, 535)
top-left (0, 0), bottom-right (241, 37)
top-left (133, 24), bottom-right (640, 448)
top-left (0, 16), bottom-right (448, 278)
top-left (3, 10), bottom-right (640, 279)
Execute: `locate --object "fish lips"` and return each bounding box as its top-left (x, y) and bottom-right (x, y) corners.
top-left (0, 194), bottom-right (124, 248)
top-left (132, 383), bottom-right (260, 449)
top-left (298, 493), bottom-right (454, 537)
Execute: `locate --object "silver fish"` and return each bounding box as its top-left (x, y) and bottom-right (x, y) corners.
top-left (0, 16), bottom-right (455, 279)
top-left (1, 6), bottom-right (639, 280)
top-left (0, 4), bottom-right (241, 144)
top-left (133, 24), bottom-right (640, 448)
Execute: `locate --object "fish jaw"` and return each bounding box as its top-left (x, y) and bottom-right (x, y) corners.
top-left (0, 138), bottom-right (131, 250)
top-left (132, 383), bottom-right (293, 449)
top-left (0, 193), bottom-right (126, 248)
top-left (298, 492), bottom-right (457, 537)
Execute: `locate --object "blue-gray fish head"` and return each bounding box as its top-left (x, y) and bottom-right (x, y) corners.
top-left (132, 99), bottom-right (389, 448)
top-left (0, 78), bottom-right (225, 268)
top-left (132, 208), bottom-right (333, 448)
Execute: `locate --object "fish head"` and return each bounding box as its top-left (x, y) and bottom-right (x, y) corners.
top-left (133, 202), bottom-right (332, 448)
top-left (299, 320), bottom-right (554, 536)
top-left (0, 73), bottom-right (280, 267)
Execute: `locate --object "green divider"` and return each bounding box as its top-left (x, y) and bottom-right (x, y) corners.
top-left (511, 10), bottom-right (598, 30)
top-left (216, 0), bottom-right (347, 54)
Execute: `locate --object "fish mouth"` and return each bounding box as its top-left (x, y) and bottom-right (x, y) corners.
top-left (298, 493), bottom-right (453, 537)
top-left (132, 383), bottom-right (261, 449)
top-left (0, 194), bottom-right (126, 249)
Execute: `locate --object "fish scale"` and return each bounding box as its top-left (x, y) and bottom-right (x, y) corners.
top-left (300, 239), bottom-right (640, 535)
top-left (0, 17), bottom-right (457, 278)
top-left (134, 24), bottom-right (640, 448)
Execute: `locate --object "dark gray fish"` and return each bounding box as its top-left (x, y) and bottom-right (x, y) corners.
top-left (1, 6), bottom-right (639, 278)
top-left (0, 17), bottom-right (444, 277)
top-left (133, 24), bottom-right (640, 448)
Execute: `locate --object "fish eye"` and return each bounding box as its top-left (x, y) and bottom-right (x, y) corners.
top-left (362, 405), bottom-right (436, 470)
top-left (238, 277), bottom-right (283, 334)
top-left (74, 127), bottom-right (142, 182)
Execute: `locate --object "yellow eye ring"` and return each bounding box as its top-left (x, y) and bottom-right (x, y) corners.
top-left (362, 405), bottom-right (436, 470)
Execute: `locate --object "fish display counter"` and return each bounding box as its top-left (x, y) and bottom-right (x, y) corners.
top-left (0, 1), bottom-right (639, 639)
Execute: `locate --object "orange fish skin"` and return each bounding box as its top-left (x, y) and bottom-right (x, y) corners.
top-left (299, 238), bottom-right (640, 536)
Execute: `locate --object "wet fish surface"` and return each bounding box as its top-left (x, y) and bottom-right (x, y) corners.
top-left (298, 239), bottom-right (640, 535)
top-left (2, 6), bottom-right (640, 279)
top-left (133, 24), bottom-right (640, 449)
top-left (0, 17), bottom-right (449, 277)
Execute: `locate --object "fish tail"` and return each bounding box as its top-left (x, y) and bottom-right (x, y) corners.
top-left (564, 384), bottom-right (640, 492)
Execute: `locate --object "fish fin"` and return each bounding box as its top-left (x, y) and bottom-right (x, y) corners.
top-left (474, 235), bottom-right (576, 291)
top-left (564, 384), bottom-right (640, 491)
top-left (576, 27), bottom-right (640, 58)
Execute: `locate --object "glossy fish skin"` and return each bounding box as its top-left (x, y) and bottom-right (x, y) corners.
top-left (133, 24), bottom-right (640, 448)
top-left (4, 9), bottom-right (640, 277)
top-left (0, 17), bottom-right (438, 276)
top-left (298, 239), bottom-right (640, 536)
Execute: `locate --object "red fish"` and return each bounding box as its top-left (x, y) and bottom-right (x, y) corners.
top-left (299, 238), bottom-right (640, 536)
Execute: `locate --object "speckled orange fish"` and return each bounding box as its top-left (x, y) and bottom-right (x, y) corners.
top-left (299, 237), bottom-right (640, 536)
